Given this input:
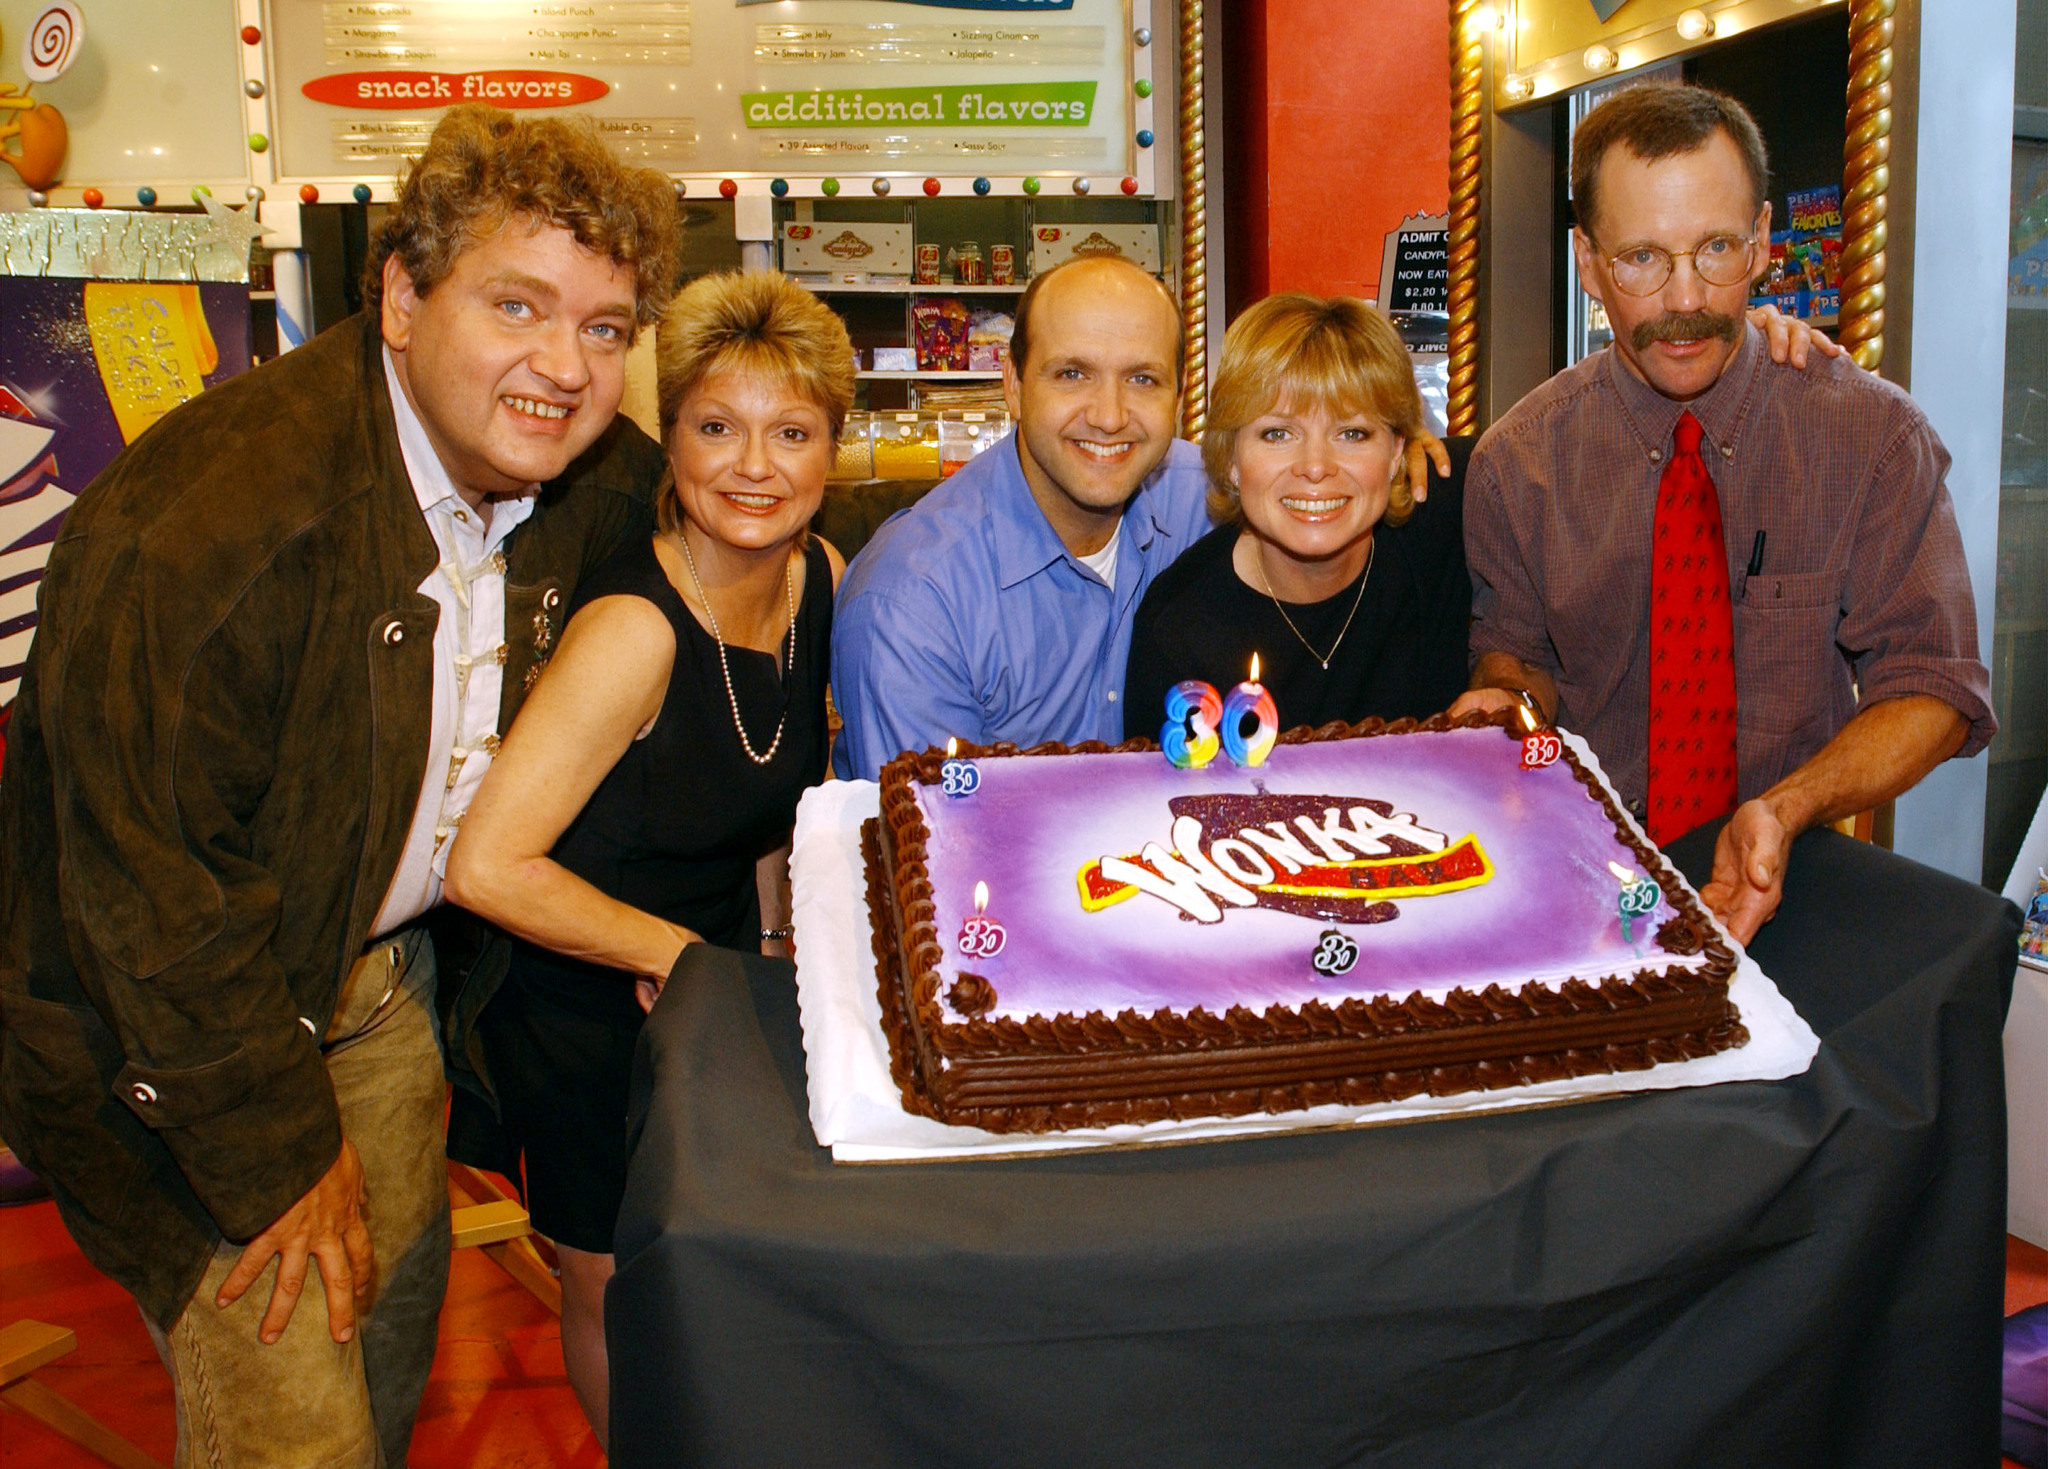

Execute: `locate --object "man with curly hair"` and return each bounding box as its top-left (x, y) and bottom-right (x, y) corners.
top-left (0, 104), bottom-right (678, 1465)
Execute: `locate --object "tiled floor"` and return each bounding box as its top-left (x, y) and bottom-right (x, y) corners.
top-left (6, 1197), bottom-right (2044, 1467)
top-left (1, 1186), bottom-right (600, 1468)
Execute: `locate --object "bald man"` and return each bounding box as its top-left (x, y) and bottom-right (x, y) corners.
top-left (830, 257), bottom-right (1212, 779)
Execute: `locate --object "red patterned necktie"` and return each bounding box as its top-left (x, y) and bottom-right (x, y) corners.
top-left (1645, 411), bottom-right (1738, 846)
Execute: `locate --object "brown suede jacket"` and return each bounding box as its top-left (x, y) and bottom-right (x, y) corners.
top-left (0, 313), bottom-right (660, 1327)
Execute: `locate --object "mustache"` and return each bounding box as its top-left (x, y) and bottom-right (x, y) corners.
top-left (1631, 309), bottom-right (1741, 351)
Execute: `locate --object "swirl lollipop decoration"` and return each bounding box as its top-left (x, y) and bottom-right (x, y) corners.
top-left (1160, 679), bottom-right (1222, 770)
top-left (22, 3), bottom-right (82, 83)
top-left (0, 4), bottom-right (78, 191)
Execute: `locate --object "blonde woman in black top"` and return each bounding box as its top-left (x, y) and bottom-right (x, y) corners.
top-left (1124, 293), bottom-right (1471, 739)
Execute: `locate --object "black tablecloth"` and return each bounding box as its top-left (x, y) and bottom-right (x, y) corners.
top-left (609, 827), bottom-right (2021, 1468)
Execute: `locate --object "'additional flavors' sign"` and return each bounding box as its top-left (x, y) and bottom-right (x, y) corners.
top-left (744, 82), bottom-right (1094, 127)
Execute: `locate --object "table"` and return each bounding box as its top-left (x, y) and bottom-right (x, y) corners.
top-left (608, 826), bottom-right (2020, 1468)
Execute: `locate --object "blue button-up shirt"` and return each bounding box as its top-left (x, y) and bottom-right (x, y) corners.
top-left (830, 433), bottom-right (1213, 779)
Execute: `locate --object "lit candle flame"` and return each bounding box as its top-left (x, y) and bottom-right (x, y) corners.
top-left (973, 880), bottom-right (989, 915)
top-left (1516, 701), bottom-right (1539, 734)
top-left (1607, 861), bottom-right (1637, 885)
top-left (946, 736), bottom-right (958, 757)
top-left (1249, 652), bottom-right (1261, 683)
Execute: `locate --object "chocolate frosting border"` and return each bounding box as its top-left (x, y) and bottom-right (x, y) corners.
top-left (866, 711), bottom-right (1744, 1133)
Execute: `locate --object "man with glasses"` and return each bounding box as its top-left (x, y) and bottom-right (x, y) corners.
top-left (1454, 82), bottom-right (1992, 944)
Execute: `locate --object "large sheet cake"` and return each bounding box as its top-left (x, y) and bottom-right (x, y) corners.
top-left (865, 712), bottom-right (1747, 1132)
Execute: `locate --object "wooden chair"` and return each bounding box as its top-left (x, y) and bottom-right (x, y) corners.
top-left (0, 1319), bottom-right (167, 1469)
top-left (448, 1163), bottom-right (560, 1315)
top-left (1831, 800), bottom-right (1891, 845)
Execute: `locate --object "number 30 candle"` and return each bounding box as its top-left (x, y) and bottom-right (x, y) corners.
top-left (1609, 861), bottom-right (1662, 944)
top-left (1221, 653), bottom-right (1278, 768)
top-left (958, 880), bottom-right (1007, 957)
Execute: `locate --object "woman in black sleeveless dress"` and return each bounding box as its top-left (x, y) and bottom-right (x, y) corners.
top-left (444, 271), bottom-right (853, 1446)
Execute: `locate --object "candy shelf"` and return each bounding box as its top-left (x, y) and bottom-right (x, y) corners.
top-left (856, 370), bottom-right (1004, 381)
top-left (779, 195), bottom-right (1166, 410)
top-left (804, 283), bottom-right (1028, 295)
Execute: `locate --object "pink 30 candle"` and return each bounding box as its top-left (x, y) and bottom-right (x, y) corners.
top-left (1220, 654), bottom-right (1278, 768)
top-left (957, 880), bottom-right (1007, 958)
top-left (1160, 679), bottom-right (1222, 769)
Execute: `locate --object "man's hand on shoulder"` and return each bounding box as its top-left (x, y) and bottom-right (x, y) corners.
top-left (215, 1138), bottom-right (374, 1346)
top-left (1745, 304), bottom-right (1849, 370)
top-left (1404, 432), bottom-right (1453, 504)
top-left (1699, 798), bottom-right (1791, 946)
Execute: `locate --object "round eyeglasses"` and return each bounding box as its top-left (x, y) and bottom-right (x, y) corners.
top-left (1598, 233), bottom-right (1759, 297)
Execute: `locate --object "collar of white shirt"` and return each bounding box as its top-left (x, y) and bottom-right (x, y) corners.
top-left (382, 344), bottom-right (539, 545)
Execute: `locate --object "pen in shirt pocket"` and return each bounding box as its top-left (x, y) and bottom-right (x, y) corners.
top-left (1739, 530), bottom-right (1766, 601)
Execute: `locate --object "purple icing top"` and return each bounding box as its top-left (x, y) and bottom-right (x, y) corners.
top-left (914, 727), bottom-right (1703, 1022)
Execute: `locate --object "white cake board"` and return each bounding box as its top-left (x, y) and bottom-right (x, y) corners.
top-left (791, 736), bottom-right (1819, 1164)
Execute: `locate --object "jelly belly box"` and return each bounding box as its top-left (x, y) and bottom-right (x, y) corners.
top-left (1028, 223), bottom-right (1162, 276)
top-left (781, 222), bottom-right (913, 280)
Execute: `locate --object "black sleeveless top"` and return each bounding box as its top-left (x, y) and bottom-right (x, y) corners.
top-left (505, 533), bottom-right (833, 1010)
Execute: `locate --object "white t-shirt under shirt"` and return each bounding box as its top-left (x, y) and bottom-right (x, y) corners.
top-left (1075, 522), bottom-right (1121, 589)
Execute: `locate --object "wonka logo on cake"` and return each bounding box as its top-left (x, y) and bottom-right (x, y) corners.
top-left (1076, 791), bottom-right (1492, 925)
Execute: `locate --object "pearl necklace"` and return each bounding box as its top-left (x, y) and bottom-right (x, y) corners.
top-left (675, 531), bottom-right (798, 767)
top-left (1252, 537), bottom-right (1374, 671)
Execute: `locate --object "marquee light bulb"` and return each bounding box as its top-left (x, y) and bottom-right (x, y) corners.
top-left (1583, 43), bottom-right (1619, 72)
top-left (1676, 9), bottom-right (1715, 40)
top-left (1503, 73), bottom-right (1535, 100)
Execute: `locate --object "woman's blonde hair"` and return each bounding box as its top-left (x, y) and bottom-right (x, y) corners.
top-left (1201, 293), bottom-right (1423, 528)
top-left (654, 271), bottom-right (856, 537)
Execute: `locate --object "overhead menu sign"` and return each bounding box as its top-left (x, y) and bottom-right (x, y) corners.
top-left (754, 23), bottom-right (1106, 66)
top-left (263, 0), bottom-right (1148, 186)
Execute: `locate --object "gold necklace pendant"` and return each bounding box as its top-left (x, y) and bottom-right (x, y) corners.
top-left (1253, 538), bottom-right (1374, 672)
